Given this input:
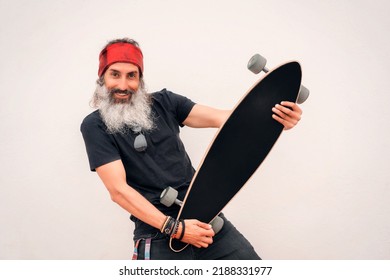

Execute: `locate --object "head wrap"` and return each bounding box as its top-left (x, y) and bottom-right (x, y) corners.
top-left (98, 42), bottom-right (144, 77)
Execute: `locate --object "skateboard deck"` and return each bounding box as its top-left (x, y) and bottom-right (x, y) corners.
top-left (170, 61), bottom-right (302, 252)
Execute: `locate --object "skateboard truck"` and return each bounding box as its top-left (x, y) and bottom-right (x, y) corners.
top-left (160, 187), bottom-right (224, 234)
top-left (247, 53), bottom-right (310, 104)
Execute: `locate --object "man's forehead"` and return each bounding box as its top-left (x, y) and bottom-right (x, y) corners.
top-left (107, 62), bottom-right (139, 72)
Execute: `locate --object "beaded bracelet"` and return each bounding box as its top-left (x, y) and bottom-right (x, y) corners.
top-left (171, 219), bottom-right (180, 239)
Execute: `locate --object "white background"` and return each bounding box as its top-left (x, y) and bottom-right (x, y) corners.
top-left (0, 0), bottom-right (389, 259)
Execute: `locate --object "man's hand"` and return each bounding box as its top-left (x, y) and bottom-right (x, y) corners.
top-left (177, 219), bottom-right (215, 248)
top-left (272, 101), bottom-right (302, 130)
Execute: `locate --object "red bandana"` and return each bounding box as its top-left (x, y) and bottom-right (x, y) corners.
top-left (98, 43), bottom-right (144, 77)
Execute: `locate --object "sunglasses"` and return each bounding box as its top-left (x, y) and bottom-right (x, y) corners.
top-left (133, 127), bottom-right (147, 152)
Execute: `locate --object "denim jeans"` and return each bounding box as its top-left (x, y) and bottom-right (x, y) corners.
top-left (133, 214), bottom-right (261, 260)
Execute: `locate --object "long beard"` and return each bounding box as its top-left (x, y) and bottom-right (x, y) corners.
top-left (94, 84), bottom-right (155, 134)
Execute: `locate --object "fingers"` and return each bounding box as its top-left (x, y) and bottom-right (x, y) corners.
top-left (273, 102), bottom-right (301, 119)
top-left (196, 221), bottom-right (215, 234)
top-left (272, 101), bottom-right (302, 130)
top-left (192, 235), bottom-right (214, 248)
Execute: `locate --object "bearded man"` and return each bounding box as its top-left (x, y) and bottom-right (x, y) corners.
top-left (81, 38), bottom-right (302, 260)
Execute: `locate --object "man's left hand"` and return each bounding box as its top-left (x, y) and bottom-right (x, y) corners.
top-left (272, 101), bottom-right (302, 130)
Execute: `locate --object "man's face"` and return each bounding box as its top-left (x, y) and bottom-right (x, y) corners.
top-left (103, 62), bottom-right (140, 103)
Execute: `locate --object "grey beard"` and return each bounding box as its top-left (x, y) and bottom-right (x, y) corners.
top-left (94, 85), bottom-right (155, 134)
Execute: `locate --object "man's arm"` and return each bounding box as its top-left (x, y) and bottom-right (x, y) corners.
top-left (183, 102), bottom-right (302, 130)
top-left (96, 159), bottom-right (214, 248)
top-left (96, 159), bottom-right (166, 229)
top-left (182, 104), bottom-right (231, 128)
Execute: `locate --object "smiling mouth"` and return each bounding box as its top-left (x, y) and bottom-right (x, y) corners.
top-left (113, 93), bottom-right (132, 103)
top-left (110, 89), bottom-right (135, 99)
top-left (115, 92), bottom-right (130, 97)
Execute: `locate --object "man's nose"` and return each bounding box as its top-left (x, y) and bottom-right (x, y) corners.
top-left (117, 78), bottom-right (128, 90)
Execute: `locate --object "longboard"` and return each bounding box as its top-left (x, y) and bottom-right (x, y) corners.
top-left (170, 61), bottom-right (303, 252)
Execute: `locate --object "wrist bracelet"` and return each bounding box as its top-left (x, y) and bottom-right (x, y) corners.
top-left (163, 217), bottom-right (176, 236)
top-left (178, 219), bottom-right (185, 241)
top-left (160, 216), bottom-right (171, 233)
top-left (171, 219), bottom-right (180, 238)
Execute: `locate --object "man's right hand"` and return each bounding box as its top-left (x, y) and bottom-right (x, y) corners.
top-left (178, 219), bottom-right (215, 248)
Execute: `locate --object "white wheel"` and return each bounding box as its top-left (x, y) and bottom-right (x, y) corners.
top-left (247, 53), bottom-right (268, 74)
top-left (297, 85), bottom-right (310, 104)
top-left (210, 216), bottom-right (224, 234)
top-left (160, 187), bottom-right (179, 207)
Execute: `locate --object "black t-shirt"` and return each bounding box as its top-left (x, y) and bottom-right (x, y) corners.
top-left (81, 89), bottom-right (196, 237)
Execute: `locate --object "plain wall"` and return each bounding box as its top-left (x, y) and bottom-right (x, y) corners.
top-left (0, 0), bottom-right (389, 259)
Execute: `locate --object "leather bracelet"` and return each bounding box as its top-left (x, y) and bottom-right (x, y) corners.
top-left (165, 217), bottom-right (176, 236)
top-left (160, 216), bottom-right (171, 233)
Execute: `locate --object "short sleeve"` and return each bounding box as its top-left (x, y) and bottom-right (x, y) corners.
top-left (161, 89), bottom-right (196, 126)
top-left (80, 112), bottom-right (121, 171)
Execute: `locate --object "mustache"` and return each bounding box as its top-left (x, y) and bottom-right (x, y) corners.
top-left (109, 88), bottom-right (136, 95)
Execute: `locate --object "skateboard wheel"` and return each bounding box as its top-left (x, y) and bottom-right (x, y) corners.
top-left (160, 187), bottom-right (179, 207)
top-left (247, 54), bottom-right (268, 74)
top-left (210, 216), bottom-right (224, 234)
top-left (297, 85), bottom-right (310, 104)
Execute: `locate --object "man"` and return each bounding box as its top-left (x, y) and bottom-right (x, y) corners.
top-left (81, 38), bottom-right (302, 260)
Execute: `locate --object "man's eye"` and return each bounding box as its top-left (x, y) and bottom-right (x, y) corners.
top-left (111, 72), bottom-right (119, 77)
top-left (128, 72), bottom-right (136, 78)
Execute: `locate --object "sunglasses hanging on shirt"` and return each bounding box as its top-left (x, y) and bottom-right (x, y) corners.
top-left (132, 127), bottom-right (147, 152)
